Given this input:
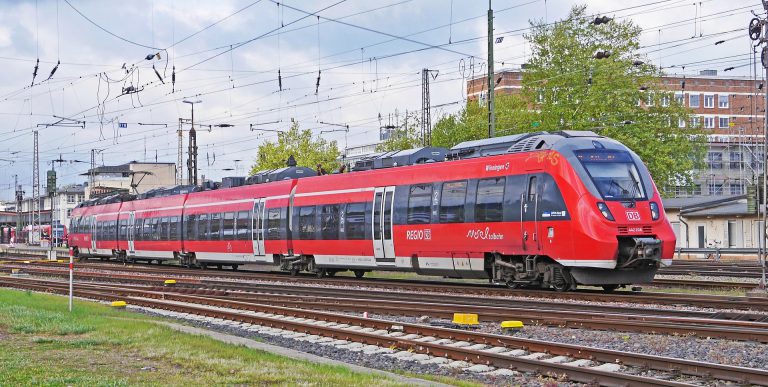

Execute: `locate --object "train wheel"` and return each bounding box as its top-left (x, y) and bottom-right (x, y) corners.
top-left (506, 282), bottom-right (522, 289)
top-left (601, 285), bottom-right (619, 292)
top-left (552, 281), bottom-right (571, 292)
top-left (326, 270), bottom-right (337, 277)
top-left (316, 269), bottom-right (327, 278)
top-left (232, 265), bottom-right (239, 271)
top-left (200, 263), bottom-right (208, 270)
top-left (353, 270), bottom-right (365, 279)
top-left (290, 266), bottom-right (300, 276)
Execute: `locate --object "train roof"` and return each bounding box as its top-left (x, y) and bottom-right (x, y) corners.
top-left (448, 130), bottom-right (601, 159)
top-left (72, 130), bottom-right (608, 212)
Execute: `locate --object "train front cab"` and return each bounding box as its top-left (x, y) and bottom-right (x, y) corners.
top-left (556, 138), bottom-right (676, 288)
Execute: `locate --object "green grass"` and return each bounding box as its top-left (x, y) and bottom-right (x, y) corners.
top-left (0, 288), bottom-right (442, 386)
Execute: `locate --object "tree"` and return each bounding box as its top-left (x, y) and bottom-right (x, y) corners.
top-left (432, 5), bottom-right (705, 193)
top-left (432, 94), bottom-right (534, 148)
top-left (517, 5), bottom-right (705, 192)
top-left (250, 120), bottom-right (341, 174)
top-left (376, 110), bottom-right (424, 152)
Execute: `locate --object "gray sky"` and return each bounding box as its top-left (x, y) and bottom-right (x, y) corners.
top-left (0, 0), bottom-right (761, 200)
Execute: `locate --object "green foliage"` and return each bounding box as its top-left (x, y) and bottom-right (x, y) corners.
top-left (250, 120), bottom-right (341, 174)
top-left (519, 5), bottom-right (705, 191)
top-left (376, 110), bottom-right (425, 152)
top-left (432, 5), bottom-right (705, 194)
top-left (432, 94), bottom-right (534, 148)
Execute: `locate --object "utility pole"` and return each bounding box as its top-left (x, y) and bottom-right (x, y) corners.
top-left (749, 8), bottom-right (768, 289)
top-left (32, 130), bottom-right (39, 245)
top-left (49, 155), bottom-right (64, 251)
top-left (177, 118), bottom-right (192, 185)
top-left (14, 175), bottom-right (22, 244)
top-left (183, 100), bottom-right (202, 186)
top-left (487, 0), bottom-right (496, 138)
top-left (421, 68), bottom-right (431, 146)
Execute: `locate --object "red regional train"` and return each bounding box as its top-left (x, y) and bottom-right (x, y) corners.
top-left (68, 131), bottom-right (675, 291)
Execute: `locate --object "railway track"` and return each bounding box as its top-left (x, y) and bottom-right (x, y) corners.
top-left (4, 262), bottom-right (768, 342)
top-left (2, 275), bottom-right (766, 386)
top-left (3, 259), bottom-right (768, 310)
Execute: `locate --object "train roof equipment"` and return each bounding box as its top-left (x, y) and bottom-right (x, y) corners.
top-left (447, 130), bottom-right (601, 159)
top-left (137, 185), bottom-right (201, 200)
top-left (351, 146), bottom-right (447, 171)
top-left (245, 166), bottom-right (316, 185)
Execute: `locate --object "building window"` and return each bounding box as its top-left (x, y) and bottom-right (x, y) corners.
top-left (67, 194), bottom-right (75, 203)
top-left (708, 183), bottom-right (724, 195)
top-left (718, 117), bottom-right (729, 128)
top-left (718, 94), bottom-right (729, 108)
top-left (729, 152), bottom-right (742, 169)
top-left (678, 118), bottom-right (686, 128)
top-left (675, 93), bottom-right (684, 106)
top-left (704, 94), bottom-right (714, 108)
top-left (753, 152), bottom-right (765, 170)
top-left (707, 151), bottom-right (722, 169)
top-left (730, 183), bottom-right (743, 195)
top-left (646, 93), bottom-right (654, 106)
top-left (690, 116), bottom-right (700, 127)
top-left (661, 95), bottom-right (670, 107)
top-left (689, 94), bottom-right (700, 108)
top-left (66, 209), bottom-right (72, 217)
top-left (704, 117), bottom-right (715, 129)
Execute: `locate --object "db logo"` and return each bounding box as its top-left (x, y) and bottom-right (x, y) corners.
top-left (625, 211), bottom-right (641, 221)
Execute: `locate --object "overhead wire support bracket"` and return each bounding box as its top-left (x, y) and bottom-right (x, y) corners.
top-left (37, 115), bottom-right (86, 129)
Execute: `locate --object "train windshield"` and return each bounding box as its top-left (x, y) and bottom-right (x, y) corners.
top-left (575, 150), bottom-right (646, 200)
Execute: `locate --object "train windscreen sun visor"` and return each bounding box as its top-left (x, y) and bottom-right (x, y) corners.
top-left (575, 150), bottom-right (646, 200)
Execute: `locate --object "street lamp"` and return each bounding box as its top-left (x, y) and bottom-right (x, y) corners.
top-left (182, 100), bottom-right (202, 186)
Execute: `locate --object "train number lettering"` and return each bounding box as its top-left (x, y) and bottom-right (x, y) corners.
top-left (625, 211), bottom-right (641, 221)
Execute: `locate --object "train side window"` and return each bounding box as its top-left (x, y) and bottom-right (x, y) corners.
top-left (119, 219), bottom-right (128, 240)
top-left (160, 217), bottom-right (169, 241)
top-left (210, 213), bottom-right (222, 240)
top-left (407, 184), bottom-right (432, 224)
top-left (134, 219), bottom-right (142, 241)
top-left (503, 175), bottom-right (526, 221)
top-left (197, 214), bottom-right (209, 240)
top-left (320, 204), bottom-right (340, 240)
top-left (186, 214), bottom-right (197, 241)
top-left (298, 206), bottom-right (317, 240)
top-left (236, 211), bottom-right (250, 240)
top-left (539, 174), bottom-right (568, 218)
top-left (439, 180), bottom-right (467, 223)
top-left (527, 176), bottom-right (538, 201)
top-left (476, 177), bottom-right (505, 222)
top-left (222, 212), bottom-right (236, 241)
top-left (266, 208), bottom-right (282, 240)
top-left (169, 216), bottom-right (179, 240)
top-left (345, 203), bottom-right (366, 240)
top-left (146, 218), bottom-right (154, 240)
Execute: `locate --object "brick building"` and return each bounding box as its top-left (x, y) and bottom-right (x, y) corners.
top-left (467, 69), bottom-right (766, 197)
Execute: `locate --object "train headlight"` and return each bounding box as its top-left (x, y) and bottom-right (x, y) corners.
top-left (649, 202), bottom-right (660, 220)
top-left (596, 202), bottom-right (614, 221)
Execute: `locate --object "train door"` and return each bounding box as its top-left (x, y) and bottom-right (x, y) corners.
top-left (373, 186), bottom-right (396, 263)
top-left (127, 212), bottom-right (135, 254)
top-left (521, 175), bottom-right (540, 252)
top-left (90, 216), bottom-right (97, 251)
top-left (252, 199), bottom-right (265, 256)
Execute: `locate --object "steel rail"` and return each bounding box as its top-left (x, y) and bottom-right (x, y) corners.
top-left (5, 265), bottom-right (768, 342)
top-left (2, 277), bottom-right (764, 386)
top-left (5, 260), bottom-right (768, 311)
